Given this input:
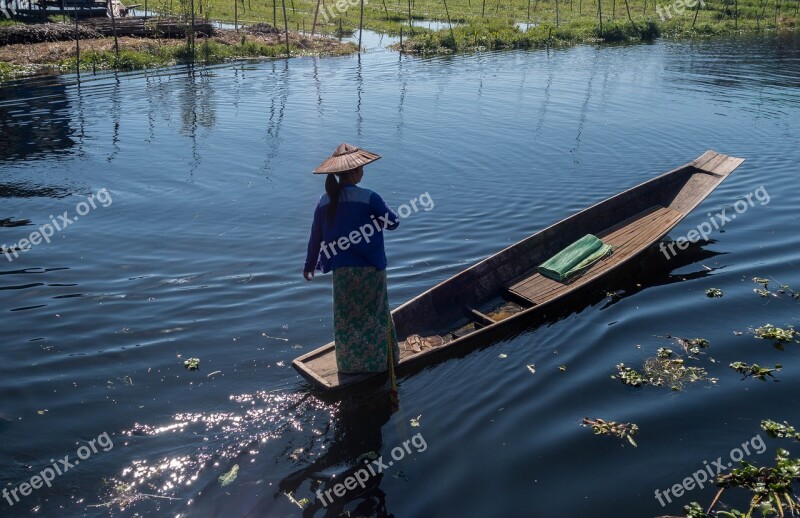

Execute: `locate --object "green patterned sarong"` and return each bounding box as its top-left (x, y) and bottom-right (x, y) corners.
top-left (332, 266), bottom-right (400, 374)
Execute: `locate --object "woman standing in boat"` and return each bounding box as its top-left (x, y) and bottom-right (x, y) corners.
top-left (303, 143), bottom-right (401, 374)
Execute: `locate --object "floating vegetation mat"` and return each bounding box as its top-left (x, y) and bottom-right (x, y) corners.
top-left (706, 288), bottom-right (723, 298)
top-left (581, 417), bottom-right (638, 447)
top-left (614, 344), bottom-right (715, 391)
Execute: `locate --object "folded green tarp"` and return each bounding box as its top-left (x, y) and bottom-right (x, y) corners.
top-left (537, 234), bottom-right (613, 282)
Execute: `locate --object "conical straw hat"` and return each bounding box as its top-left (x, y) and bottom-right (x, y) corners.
top-left (313, 142), bottom-right (381, 174)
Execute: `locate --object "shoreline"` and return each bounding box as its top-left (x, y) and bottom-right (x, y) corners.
top-left (0, 23), bottom-right (357, 82)
top-left (0, 16), bottom-right (797, 82)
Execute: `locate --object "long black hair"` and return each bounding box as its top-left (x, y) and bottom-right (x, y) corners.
top-left (325, 174), bottom-right (342, 222)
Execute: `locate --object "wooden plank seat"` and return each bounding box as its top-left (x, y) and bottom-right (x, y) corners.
top-left (506, 205), bottom-right (683, 306)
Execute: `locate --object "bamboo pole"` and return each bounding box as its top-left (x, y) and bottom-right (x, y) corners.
top-left (281, 0), bottom-right (289, 57)
top-left (556, 0), bottom-right (559, 25)
top-left (310, 0), bottom-right (320, 33)
top-left (358, 0), bottom-right (363, 51)
top-left (612, 0), bottom-right (615, 19)
top-left (481, 0), bottom-right (485, 17)
top-left (190, 0), bottom-right (195, 62)
top-left (273, 0), bottom-right (276, 27)
top-left (74, 2), bottom-right (80, 80)
top-left (624, 0), bottom-right (632, 21)
top-left (443, 0), bottom-right (455, 47)
top-left (527, 0), bottom-right (531, 18)
top-left (408, 0), bottom-right (412, 32)
top-left (692, 0), bottom-right (700, 26)
top-left (109, 0), bottom-right (119, 60)
top-left (234, 0), bottom-right (237, 30)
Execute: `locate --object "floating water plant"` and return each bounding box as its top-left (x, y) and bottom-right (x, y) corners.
top-left (284, 492), bottom-right (310, 509)
top-left (183, 358), bottom-right (201, 371)
top-left (613, 363), bottom-right (647, 387)
top-left (682, 420), bottom-right (800, 518)
top-left (753, 324), bottom-right (799, 344)
top-left (218, 464), bottom-right (239, 487)
top-left (751, 276), bottom-right (800, 300)
top-left (581, 417), bottom-right (638, 447)
top-left (706, 288), bottom-right (723, 298)
top-left (761, 420), bottom-right (800, 442)
top-left (664, 335), bottom-right (710, 356)
top-left (730, 362), bottom-right (781, 381)
top-left (714, 449), bottom-right (800, 517)
top-left (614, 350), bottom-right (713, 390)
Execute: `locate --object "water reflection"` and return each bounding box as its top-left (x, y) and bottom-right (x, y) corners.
top-left (663, 32), bottom-right (800, 117)
top-left (263, 60), bottom-right (289, 175)
top-left (0, 78), bottom-right (75, 162)
top-left (356, 55), bottom-right (364, 138)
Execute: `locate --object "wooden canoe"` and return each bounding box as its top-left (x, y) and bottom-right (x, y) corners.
top-left (293, 150), bottom-right (745, 391)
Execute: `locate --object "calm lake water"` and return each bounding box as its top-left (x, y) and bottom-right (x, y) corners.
top-left (1, 31), bottom-right (799, 517)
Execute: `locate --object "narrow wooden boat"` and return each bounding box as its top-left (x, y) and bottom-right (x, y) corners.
top-left (293, 150), bottom-right (745, 391)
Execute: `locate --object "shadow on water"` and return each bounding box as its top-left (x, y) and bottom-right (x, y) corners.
top-left (271, 390), bottom-right (395, 517)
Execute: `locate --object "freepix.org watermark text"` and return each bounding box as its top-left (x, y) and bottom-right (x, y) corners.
top-left (654, 433), bottom-right (766, 507)
top-left (318, 191), bottom-right (433, 261)
top-left (1, 188), bottom-right (113, 263)
top-left (317, 432), bottom-right (427, 507)
top-left (659, 185), bottom-right (770, 260)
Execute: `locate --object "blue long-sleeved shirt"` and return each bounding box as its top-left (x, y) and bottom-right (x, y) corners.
top-left (304, 185), bottom-right (400, 274)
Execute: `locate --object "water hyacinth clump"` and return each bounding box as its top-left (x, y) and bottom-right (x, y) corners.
top-left (681, 420), bottom-right (800, 517)
top-left (753, 324), bottom-right (799, 344)
top-left (761, 420), bottom-right (800, 442)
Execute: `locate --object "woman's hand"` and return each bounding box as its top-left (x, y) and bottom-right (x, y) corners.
top-left (303, 271), bottom-right (315, 281)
